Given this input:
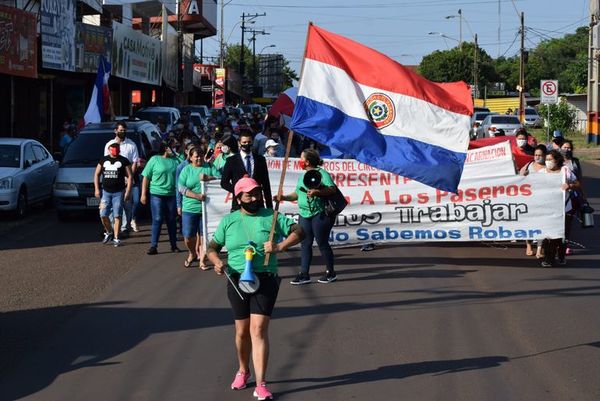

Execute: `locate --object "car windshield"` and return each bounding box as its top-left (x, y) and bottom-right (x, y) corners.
top-left (0, 145), bottom-right (20, 168)
top-left (475, 112), bottom-right (492, 120)
top-left (135, 111), bottom-right (171, 124)
top-left (491, 116), bottom-right (521, 124)
top-left (525, 109), bottom-right (538, 115)
top-left (62, 131), bottom-right (141, 167)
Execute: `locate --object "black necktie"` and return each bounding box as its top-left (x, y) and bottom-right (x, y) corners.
top-left (245, 155), bottom-right (252, 177)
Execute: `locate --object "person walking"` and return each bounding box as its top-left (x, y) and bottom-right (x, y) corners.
top-left (94, 143), bottom-right (132, 247)
top-left (275, 149), bottom-right (338, 284)
top-left (178, 146), bottom-right (216, 268)
top-left (540, 150), bottom-right (580, 267)
top-left (104, 122), bottom-right (140, 236)
top-left (140, 142), bottom-right (181, 255)
top-left (207, 177), bottom-right (303, 401)
top-left (221, 130), bottom-right (272, 211)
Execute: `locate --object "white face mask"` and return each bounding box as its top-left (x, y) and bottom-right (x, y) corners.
top-left (516, 139), bottom-right (527, 148)
top-left (545, 160), bottom-right (556, 170)
top-left (221, 145), bottom-right (230, 154)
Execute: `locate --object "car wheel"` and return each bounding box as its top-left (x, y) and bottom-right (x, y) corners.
top-left (15, 188), bottom-right (27, 218)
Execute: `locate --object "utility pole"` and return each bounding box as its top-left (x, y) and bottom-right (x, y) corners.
top-left (247, 29), bottom-right (269, 89)
top-left (588, 0), bottom-right (599, 145)
top-left (473, 33), bottom-right (478, 99)
top-left (458, 8), bottom-right (463, 49)
top-left (518, 12), bottom-right (525, 123)
top-left (220, 0), bottom-right (225, 67)
top-left (239, 12), bottom-right (265, 99)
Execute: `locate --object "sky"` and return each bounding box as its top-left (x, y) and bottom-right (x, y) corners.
top-left (198, 0), bottom-right (589, 77)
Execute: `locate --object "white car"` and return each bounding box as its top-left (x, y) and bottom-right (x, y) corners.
top-left (0, 138), bottom-right (59, 217)
top-left (476, 115), bottom-right (524, 138)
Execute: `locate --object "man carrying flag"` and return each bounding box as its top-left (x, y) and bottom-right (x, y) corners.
top-left (290, 24), bottom-right (473, 193)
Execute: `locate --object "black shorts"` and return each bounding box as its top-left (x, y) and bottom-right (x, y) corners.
top-left (227, 272), bottom-right (281, 320)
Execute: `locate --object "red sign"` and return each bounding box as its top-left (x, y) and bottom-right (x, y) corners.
top-left (0, 5), bottom-right (37, 78)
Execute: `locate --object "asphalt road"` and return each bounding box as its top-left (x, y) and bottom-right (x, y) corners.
top-left (1, 163), bottom-right (600, 401)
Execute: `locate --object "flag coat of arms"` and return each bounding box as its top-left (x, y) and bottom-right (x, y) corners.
top-left (290, 25), bottom-right (473, 193)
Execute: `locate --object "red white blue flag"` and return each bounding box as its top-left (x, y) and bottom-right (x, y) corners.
top-left (83, 56), bottom-right (111, 125)
top-left (290, 25), bottom-right (473, 192)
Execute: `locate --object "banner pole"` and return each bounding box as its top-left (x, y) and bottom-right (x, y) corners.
top-left (264, 21), bottom-right (312, 266)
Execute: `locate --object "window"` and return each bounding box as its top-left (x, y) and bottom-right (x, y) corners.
top-left (139, 131), bottom-right (153, 157)
top-left (491, 116), bottom-right (521, 124)
top-left (33, 145), bottom-right (48, 162)
top-left (0, 145), bottom-right (20, 168)
top-left (23, 144), bottom-right (36, 167)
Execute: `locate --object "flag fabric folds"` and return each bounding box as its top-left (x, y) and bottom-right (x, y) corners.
top-left (290, 25), bottom-right (473, 192)
top-left (83, 56), bottom-right (111, 125)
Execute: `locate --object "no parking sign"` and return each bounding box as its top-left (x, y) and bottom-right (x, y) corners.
top-left (541, 80), bottom-right (558, 104)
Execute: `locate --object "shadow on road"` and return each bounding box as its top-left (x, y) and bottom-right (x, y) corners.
top-left (0, 302), bottom-right (232, 401)
top-left (273, 356), bottom-right (509, 396)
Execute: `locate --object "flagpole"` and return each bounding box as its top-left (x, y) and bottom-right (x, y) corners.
top-left (264, 22), bottom-right (312, 266)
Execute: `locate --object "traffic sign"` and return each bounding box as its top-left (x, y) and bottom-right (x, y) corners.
top-left (540, 80), bottom-right (558, 104)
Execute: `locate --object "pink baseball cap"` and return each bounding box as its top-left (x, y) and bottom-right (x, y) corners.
top-left (234, 176), bottom-right (261, 196)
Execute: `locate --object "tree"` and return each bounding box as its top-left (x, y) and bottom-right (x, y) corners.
top-left (539, 98), bottom-right (577, 134)
top-left (282, 60), bottom-right (299, 90)
top-left (524, 26), bottom-right (588, 95)
top-left (418, 42), bottom-right (497, 88)
top-left (223, 43), bottom-right (254, 81)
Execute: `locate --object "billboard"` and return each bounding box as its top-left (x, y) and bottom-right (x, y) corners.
top-left (75, 23), bottom-right (112, 73)
top-left (41, 0), bottom-right (76, 71)
top-left (0, 5), bottom-right (37, 78)
top-left (112, 21), bottom-right (162, 85)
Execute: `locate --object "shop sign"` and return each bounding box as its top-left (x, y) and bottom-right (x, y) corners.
top-left (112, 21), bottom-right (162, 85)
top-left (75, 23), bottom-right (112, 73)
top-left (41, 0), bottom-right (76, 71)
top-left (0, 5), bottom-right (37, 78)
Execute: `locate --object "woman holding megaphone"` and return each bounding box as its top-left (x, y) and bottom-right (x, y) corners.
top-left (275, 149), bottom-right (339, 285)
top-left (206, 177), bottom-right (303, 400)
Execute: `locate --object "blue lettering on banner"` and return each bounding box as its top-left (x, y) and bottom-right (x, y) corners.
top-left (355, 228), bottom-right (462, 241)
top-left (468, 226), bottom-right (542, 240)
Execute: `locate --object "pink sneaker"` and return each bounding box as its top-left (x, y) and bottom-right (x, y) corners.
top-left (566, 247), bottom-right (572, 255)
top-left (253, 381), bottom-right (273, 400)
top-left (231, 371), bottom-right (251, 390)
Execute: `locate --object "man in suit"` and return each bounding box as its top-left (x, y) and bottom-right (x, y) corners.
top-left (221, 130), bottom-right (273, 211)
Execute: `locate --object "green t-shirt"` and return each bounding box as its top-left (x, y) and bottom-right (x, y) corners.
top-left (295, 167), bottom-right (336, 218)
top-left (178, 163), bottom-right (213, 214)
top-left (142, 155), bottom-right (179, 196)
top-left (212, 209), bottom-right (295, 274)
top-left (212, 152), bottom-right (231, 177)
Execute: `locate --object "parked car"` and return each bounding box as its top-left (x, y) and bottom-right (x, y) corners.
top-left (0, 138), bottom-right (59, 217)
top-left (179, 105), bottom-right (210, 120)
top-left (476, 115), bottom-right (523, 138)
top-left (515, 107), bottom-right (542, 128)
top-left (189, 112), bottom-right (207, 133)
top-left (134, 107), bottom-right (180, 132)
top-left (53, 121), bottom-right (159, 219)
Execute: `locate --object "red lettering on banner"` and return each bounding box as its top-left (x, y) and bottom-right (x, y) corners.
top-left (417, 192), bottom-right (430, 204)
top-left (361, 190), bottom-right (375, 205)
top-left (384, 190), bottom-right (397, 204)
top-left (435, 184), bottom-right (532, 204)
top-left (268, 159), bottom-right (282, 170)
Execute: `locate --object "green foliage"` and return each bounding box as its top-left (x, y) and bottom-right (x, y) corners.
top-left (224, 44), bottom-right (254, 80)
top-left (419, 26), bottom-right (589, 96)
top-left (419, 42), bottom-right (497, 86)
top-left (538, 98), bottom-right (577, 133)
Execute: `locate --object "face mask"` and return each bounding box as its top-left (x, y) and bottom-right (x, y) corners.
top-left (240, 143), bottom-right (252, 153)
top-left (109, 147), bottom-right (120, 157)
top-left (561, 149), bottom-right (573, 159)
top-left (534, 156), bottom-right (544, 164)
top-left (116, 132), bottom-right (126, 140)
top-left (516, 139), bottom-right (527, 148)
top-left (545, 160), bottom-right (556, 170)
top-left (240, 199), bottom-right (261, 213)
top-left (299, 160), bottom-right (307, 170)
top-left (221, 145), bottom-right (230, 154)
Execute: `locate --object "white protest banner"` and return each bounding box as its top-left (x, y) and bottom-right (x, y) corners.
top-left (112, 21), bottom-right (162, 85)
top-left (203, 152), bottom-right (562, 245)
top-left (462, 141), bottom-right (516, 179)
